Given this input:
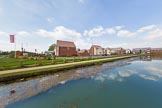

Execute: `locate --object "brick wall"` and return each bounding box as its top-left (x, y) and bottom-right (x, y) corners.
top-left (151, 50), bottom-right (162, 54)
top-left (111, 50), bottom-right (125, 55)
top-left (77, 51), bottom-right (89, 57)
top-left (89, 47), bottom-right (94, 55)
top-left (58, 47), bottom-right (77, 56)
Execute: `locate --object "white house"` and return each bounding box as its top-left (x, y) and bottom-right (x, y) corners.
top-left (89, 45), bottom-right (104, 56)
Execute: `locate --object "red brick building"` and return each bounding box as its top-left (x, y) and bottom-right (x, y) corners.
top-left (89, 45), bottom-right (104, 56)
top-left (77, 50), bottom-right (89, 57)
top-left (151, 48), bottom-right (162, 54)
top-left (56, 40), bottom-right (77, 57)
top-left (110, 47), bottom-right (126, 55)
top-left (132, 48), bottom-right (151, 54)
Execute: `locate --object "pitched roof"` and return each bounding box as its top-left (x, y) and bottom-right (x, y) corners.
top-left (91, 45), bottom-right (102, 48)
top-left (77, 49), bottom-right (88, 53)
top-left (111, 47), bottom-right (123, 50)
top-left (133, 47), bottom-right (151, 50)
top-left (57, 40), bottom-right (76, 47)
top-left (151, 48), bottom-right (162, 50)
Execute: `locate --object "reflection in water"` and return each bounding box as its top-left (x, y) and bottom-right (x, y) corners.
top-left (93, 68), bottom-right (159, 83)
top-left (0, 56), bottom-right (162, 108)
top-left (139, 74), bottom-right (157, 81)
top-left (93, 59), bottom-right (162, 83)
top-left (144, 66), bottom-right (162, 78)
top-left (119, 70), bottom-right (137, 77)
top-left (0, 58), bottom-right (135, 108)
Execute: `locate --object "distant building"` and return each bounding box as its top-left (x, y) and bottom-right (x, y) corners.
top-left (132, 48), bottom-right (141, 54)
top-left (77, 49), bottom-right (89, 57)
top-left (110, 47), bottom-right (125, 55)
top-left (23, 52), bottom-right (28, 57)
top-left (105, 48), bottom-right (111, 55)
top-left (132, 48), bottom-right (151, 54)
top-left (16, 52), bottom-right (23, 57)
top-left (125, 49), bottom-right (131, 54)
top-left (89, 45), bottom-right (104, 56)
top-left (56, 40), bottom-right (77, 57)
top-left (151, 48), bottom-right (162, 54)
top-left (44, 51), bottom-right (55, 55)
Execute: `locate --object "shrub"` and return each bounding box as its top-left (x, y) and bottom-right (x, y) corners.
top-left (18, 56), bottom-right (28, 59)
top-left (19, 60), bottom-right (24, 67)
top-left (47, 55), bottom-right (51, 60)
top-left (95, 61), bottom-right (103, 65)
top-left (38, 59), bottom-right (43, 66)
top-left (9, 53), bottom-right (15, 58)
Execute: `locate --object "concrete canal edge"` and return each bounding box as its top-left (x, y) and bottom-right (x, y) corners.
top-left (0, 55), bottom-right (140, 82)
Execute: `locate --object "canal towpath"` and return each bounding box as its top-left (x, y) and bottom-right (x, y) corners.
top-left (0, 55), bottom-right (138, 76)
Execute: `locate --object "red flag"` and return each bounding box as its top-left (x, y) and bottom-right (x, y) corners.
top-left (10, 35), bottom-right (15, 43)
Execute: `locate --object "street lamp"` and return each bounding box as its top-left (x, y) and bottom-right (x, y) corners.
top-left (91, 37), bottom-right (94, 59)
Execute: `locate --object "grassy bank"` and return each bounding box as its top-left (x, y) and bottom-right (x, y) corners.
top-left (0, 55), bottom-right (121, 71)
top-left (0, 54), bottom-right (140, 82)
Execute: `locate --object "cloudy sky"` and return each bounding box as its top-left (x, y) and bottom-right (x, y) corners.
top-left (0, 0), bottom-right (162, 52)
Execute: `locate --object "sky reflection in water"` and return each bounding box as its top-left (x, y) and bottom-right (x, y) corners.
top-left (94, 60), bottom-right (162, 82)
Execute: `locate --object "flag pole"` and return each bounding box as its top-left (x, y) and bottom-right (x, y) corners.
top-left (15, 43), bottom-right (16, 58)
top-left (10, 34), bottom-right (16, 58)
top-left (14, 34), bottom-right (16, 58)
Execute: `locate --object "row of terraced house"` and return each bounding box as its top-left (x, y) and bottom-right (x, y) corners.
top-left (55, 40), bottom-right (162, 57)
top-left (55, 40), bottom-right (129, 57)
top-left (132, 48), bottom-right (162, 54)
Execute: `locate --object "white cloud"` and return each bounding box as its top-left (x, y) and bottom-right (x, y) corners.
top-left (137, 25), bottom-right (157, 33)
top-left (0, 31), bottom-right (8, 37)
top-left (83, 26), bottom-right (104, 37)
top-left (35, 29), bottom-right (54, 38)
top-left (146, 28), bottom-right (162, 40)
top-left (46, 17), bottom-right (54, 23)
top-left (117, 30), bottom-right (136, 38)
top-left (17, 31), bottom-right (30, 37)
top-left (75, 38), bottom-right (91, 49)
top-left (108, 43), bottom-right (128, 48)
top-left (34, 26), bottom-right (92, 49)
top-left (114, 26), bottom-right (124, 30)
top-left (83, 24), bottom-right (162, 40)
top-left (1, 24), bottom-right (162, 52)
top-left (53, 26), bottom-right (82, 39)
top-left (0, 31), bottom-right (14, 51)
top-left (105, 28), bottom-right (116, 35)
top-left (35, 26), bottom-right (82, 40)
top-left (0, 26), bottom-right (83, 52)
top-left (83, 26), bottom-right (116, 37)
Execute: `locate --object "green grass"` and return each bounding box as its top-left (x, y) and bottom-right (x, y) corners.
top-left (0, 54), bottom-right (144, 83)
top-left (0, 54), bottom-right (140, 79)
top-left (0, 56), bottom-right (100, 70)
top-left (0, 54), bottom-right (141, 71)
top-left (0, 58), bottom-right (51, 70)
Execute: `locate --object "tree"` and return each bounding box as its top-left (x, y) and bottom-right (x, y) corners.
top-left (48, 44), bottom-right (56, 51)
top-left (48, 44), bottom-right (56, 61)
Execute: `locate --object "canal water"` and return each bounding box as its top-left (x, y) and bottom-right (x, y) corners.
top-left (1, 56), bottom-right (162, 108)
